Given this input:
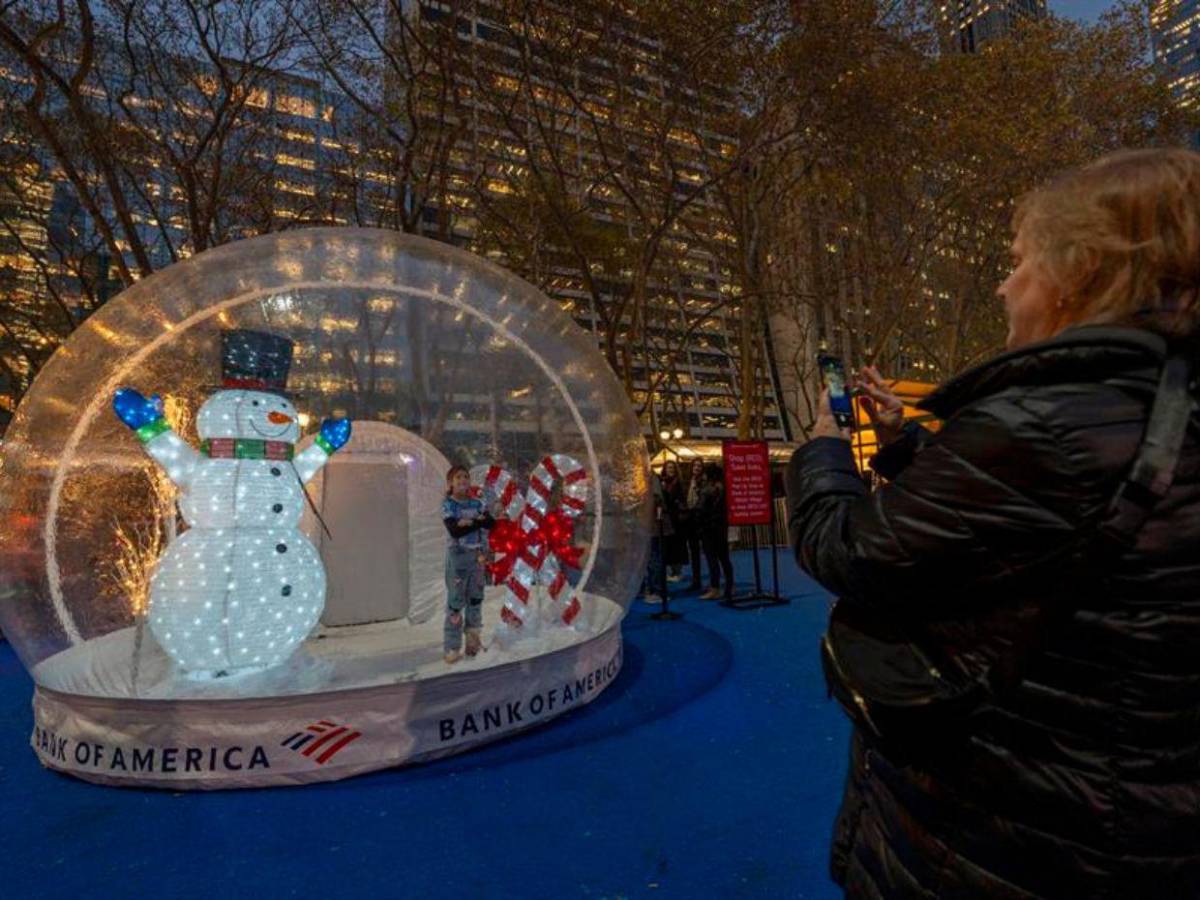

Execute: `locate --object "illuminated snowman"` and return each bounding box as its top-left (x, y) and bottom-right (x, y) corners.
top-left (112, 329), bottom-right (351, 678)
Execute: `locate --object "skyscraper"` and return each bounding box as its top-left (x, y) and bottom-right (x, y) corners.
top-left (0, 7), bottom-right (788, 445)
top-left (942, 0), bottom-right (1049, 52)
top-left (402, 1), bottom-right (789, 444)
top-left (0, 37), bottom-right (388, 425)
top-left (1152, 0), bottom-right (1200, 144)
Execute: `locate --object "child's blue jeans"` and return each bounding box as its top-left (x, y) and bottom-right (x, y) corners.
top-left (445, 545), bottom-right (484, 652)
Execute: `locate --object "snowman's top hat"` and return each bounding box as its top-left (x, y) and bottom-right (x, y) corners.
top-left (220, 329), bottom-right (293, 393)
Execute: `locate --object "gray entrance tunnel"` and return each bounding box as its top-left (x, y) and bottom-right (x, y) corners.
top-left (301, 421), bottom-right (453, 628)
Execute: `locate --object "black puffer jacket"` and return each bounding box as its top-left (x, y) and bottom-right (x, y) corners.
top-left (787, 326), bottom-right (1200, 899)
top-left (697, 480), bottom-right (727, 537)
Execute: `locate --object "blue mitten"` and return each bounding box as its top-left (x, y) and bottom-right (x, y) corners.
top-left (319, 417), bottom-right (352, 452)
top-left (113, 388), bottom-right (163, 430)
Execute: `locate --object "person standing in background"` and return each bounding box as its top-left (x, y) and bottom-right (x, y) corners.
top-left (698, 462), bottom-right (734, 601)
top-left (683, 463), bottom-right (704, 590)
top-left (660, 461), bottom-right (687, 582)
top-left (640, 470), bottom-right (668, 604)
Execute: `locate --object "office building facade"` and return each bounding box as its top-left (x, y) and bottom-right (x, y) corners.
top-left (402, 0), bottom-right (789, 444)
top-left (1, 8), bottom-right (788, 446)
top-left (1153, 0), bottom-right (1200, 144)
top-left (942, 0), bottom-right (1049, 52)
top-left (0, 40), bottom-right (385, 426)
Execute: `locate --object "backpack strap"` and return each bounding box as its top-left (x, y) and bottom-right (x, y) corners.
top-left (987, 353), bottom-right (1193, 693)
top-left (1094, 354), bottom-right (1193, 552)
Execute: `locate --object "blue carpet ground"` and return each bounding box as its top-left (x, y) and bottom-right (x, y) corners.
top-left (0, 550), bottom-right (848, 900)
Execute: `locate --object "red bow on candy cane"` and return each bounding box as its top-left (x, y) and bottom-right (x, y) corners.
top-left (488, 510), bottom-right (583, 585)
top-left (486, 518), bottom-right (525, 583)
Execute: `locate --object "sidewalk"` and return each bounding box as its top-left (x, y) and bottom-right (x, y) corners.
top-left (0, 549), bottom-right (847, 900)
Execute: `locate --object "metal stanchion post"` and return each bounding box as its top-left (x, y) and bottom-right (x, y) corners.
top-left (651, 503), bottom-right (681, 621)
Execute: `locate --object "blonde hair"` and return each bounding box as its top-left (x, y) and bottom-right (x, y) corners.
top-left (1014, 148), bottom-right (1200, 338)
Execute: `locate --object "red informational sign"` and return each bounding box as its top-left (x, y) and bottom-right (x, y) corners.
top-left (722, 440), bottom-right (772, 526)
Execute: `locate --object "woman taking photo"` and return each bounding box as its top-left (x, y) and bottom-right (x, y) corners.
top-left (787, 148), bottom-right (1200, 897)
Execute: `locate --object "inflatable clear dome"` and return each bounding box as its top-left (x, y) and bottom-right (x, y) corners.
top-left (0, 228), bottom-right (650, 788)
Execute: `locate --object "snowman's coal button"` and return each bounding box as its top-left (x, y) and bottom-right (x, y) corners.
top-left (276, 543), bottom-right (287, 553)
top-left (270, 467), bottom-right (281, 477)
top-left (272, 503), bottom-right (283, 513)
top-left (281, 585), bottom-right (292, 597)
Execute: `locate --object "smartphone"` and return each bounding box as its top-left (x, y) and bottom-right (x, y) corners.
top-left (817, 354), bottom-right (855, 429)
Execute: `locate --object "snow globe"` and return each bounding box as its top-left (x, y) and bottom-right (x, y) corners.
top-left (0, 228), bottom-right (651, 788)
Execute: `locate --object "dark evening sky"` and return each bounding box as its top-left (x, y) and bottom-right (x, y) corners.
top-left (1053, 0), bottom-right (1118, 22)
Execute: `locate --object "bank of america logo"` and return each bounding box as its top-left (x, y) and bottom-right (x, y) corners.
top-left (281, 719), bottom-right (362, 765)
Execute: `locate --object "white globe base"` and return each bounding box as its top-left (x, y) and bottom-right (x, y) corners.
top-left (29, 594), bottom-right (623, 789)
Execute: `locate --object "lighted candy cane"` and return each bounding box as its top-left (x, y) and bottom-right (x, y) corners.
top-left (471, 455), bottom-right (590, 629)
top-left (468, 463), bottom-right (529, 626)
top-left (522, 454), bottom-right (590, 625)
top-left (469, 463), bottom-right (524, 519)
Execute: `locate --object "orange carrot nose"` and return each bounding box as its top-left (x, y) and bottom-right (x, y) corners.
top-left (267, 411), bottom-right (293, 425)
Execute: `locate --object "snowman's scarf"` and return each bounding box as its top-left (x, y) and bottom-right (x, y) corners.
top-left (200, 437), bottom-right (294, 460)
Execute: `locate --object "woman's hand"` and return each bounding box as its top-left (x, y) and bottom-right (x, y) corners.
top-left (857, 365), bottom-right (905, 446)
top-left (812, 387), bottom-right (851, 441)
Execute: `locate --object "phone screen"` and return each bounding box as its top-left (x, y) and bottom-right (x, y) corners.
top-left (817, 355), bottom-right (855, 428)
